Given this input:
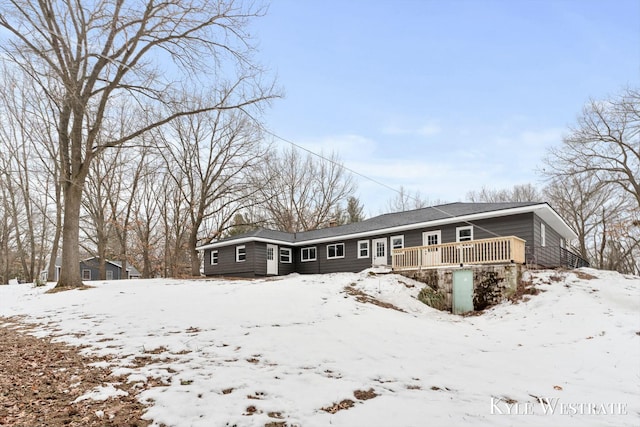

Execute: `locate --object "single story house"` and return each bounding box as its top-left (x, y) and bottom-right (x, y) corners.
top-left (196, 202), bottom-right (588, 278)
top-left (44, 257), bottom-right (141, 281)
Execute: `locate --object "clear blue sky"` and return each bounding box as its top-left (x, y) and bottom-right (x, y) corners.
top-left (251, 0), bottom-right (640, 215)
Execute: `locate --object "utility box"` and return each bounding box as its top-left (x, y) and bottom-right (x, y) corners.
top-left (452, 269), bottom-right (474, 315)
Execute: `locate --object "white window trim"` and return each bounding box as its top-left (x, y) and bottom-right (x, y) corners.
top-left (280, 248), bottom-right (292, 264)
top-left (541, 223), bottom-right (546, 247)
top-left (236, 245), bottom-right (246, 262)
top-left (326, 243), bottom-right (345, 260)
top-left (357, 240), bottom-right (370, 259)
top-left (391, 235), bottom-right (405, 249)
top-left (106, 270), bottom-right (113, 280)
top-left (210, 250), bottom-right (219, 265)
top-left (456, 226), bottom-right (474, 242)
top-left (301, 246), bottom-right (317, 262)
top-left (82, 269), bottom-right (91, 280)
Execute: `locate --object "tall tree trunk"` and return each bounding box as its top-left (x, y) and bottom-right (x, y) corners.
top-left (47, 202), bottom-right (62, 282)
top-left (189, 227), bottom-right (200, 276)
top-left (58, 183), bottom-right (84, 288)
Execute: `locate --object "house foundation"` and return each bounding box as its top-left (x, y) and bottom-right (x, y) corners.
top-left (399, 263), bottom-right (522, 312)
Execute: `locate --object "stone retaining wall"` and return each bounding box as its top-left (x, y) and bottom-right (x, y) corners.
top-left (400, 264), bottom-right (522, 312)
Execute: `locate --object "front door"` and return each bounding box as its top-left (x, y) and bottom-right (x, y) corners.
top-left (422, 230), bottom-right (442, 267)
top-left (266, 244), bottom-right (278, 275)
top-left (372, 238), bottom-right (387, 266)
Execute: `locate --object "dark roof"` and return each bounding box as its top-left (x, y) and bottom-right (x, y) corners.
top-left (198, 201), bottom-right (547, 249)
top-left (297, 202), bottom-right (540, 241)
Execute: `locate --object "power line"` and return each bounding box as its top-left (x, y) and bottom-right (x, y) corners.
top-left (262, 128), bottom-right (403, 197)
top-left (262, 128), bottom-right (504, 238)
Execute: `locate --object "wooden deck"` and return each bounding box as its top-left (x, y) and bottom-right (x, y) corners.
top-left (392, 236), bottom-right (526, 271)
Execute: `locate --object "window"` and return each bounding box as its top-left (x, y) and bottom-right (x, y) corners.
top-left (106, 270), bottom-right (113, 280)
top-left (391, 235), bottom-right (404, 249)
top-left (82, 269), bottom-right (91, 280)
top-left (210, 250), bottom-right (219, 265)
top-left (357, 240), bottom-right (369, 259)
top-left (301, 247), bottom-right (317, 262)
top-left (327, 243), bottom-right (345, 259)
top-left (456, 226), bottom-right (473, 242)
top-left (280, 248), bottom-right (292, 263)
top-left (424, 231), bottom-right (440, 246)
top-left (236, 245), bottom-right (246, 262)
top-left (541, 223), bottom-right (546, 247)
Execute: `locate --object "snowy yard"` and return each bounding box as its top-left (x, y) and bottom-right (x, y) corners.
top-left (1, 268), bottom-right (638, 427)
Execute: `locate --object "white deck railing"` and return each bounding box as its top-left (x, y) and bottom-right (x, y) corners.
top-left (392, 236), bottom-right (526, 271)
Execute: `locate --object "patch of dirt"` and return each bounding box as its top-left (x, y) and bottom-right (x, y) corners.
top-left (509, 279), bottom-right (542, 304)
top-left (574, 270), bottom-right (597, 280)
top-left (45, 285), bottom-right (94, 294)
top-left (353, 388), bottom-right (377, 400)
top-left (320, 399), bottom-right (355, 414)
top-left (0, 317), bottom-right (151, 427)
top-left (343, 286), bottom-right (406, 312)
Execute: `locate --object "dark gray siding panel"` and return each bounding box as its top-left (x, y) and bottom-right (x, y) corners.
top-left (204, 243), bottom-right (299, 277)
top-left (80, 260), bottom-right (122, 280)
top-left (203, 242), bottom-right (257, 277)
top-left (390, 212), bottom-right (534, 251)
top-left (531, 214), bottom-right (563, 267)
top-left (317, 240), bottom-right (372, 274)
top-left (254, 243), bottom-right (267, 276)
top-left (295, 246), bottom-right (321, 274)
top-left (295, 240), bottom-right (372, 274)
top-left (278, 246), bottom-right (296, 275)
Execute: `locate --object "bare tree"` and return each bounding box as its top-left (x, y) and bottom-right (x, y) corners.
top-left (0, 67), bottom-right (54, 283)
top-left (545, 88), bottom-right (639, 209)
top-left (129, 155), bottom-right (165, 278)
top-left (157, 105), bottom-right (267, 276)
top-left (82, 149), bottom-right (121, 279)
top-left (160, 171), bottom-right (191, 277)
top-left (543, 174), bottom-right (608, 261)
top-left (466, 183), bottom-right (542, 203)
top-left (256, 147), bottom-right (356, 232)
top-left (541, 88), bottom-right (640, 274)
top-left (385, 186), bottom-right (435, 213)
top-left (0, 0), bottom-right (276, 288)
top-left (0, 185), bottom-right (11, 284)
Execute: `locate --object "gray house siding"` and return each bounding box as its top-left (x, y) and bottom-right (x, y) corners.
top-left (319, 240), bottom-right (372, 273)
top-left (295, 246), bottom-right (321, 274)
top-left (204, 242), bottom-right (257, 277)
top-left (295, 240), bottom-right (373, 274)
top-left (205, 243), bottom-right (299, 277)
top-left (278, 246), bottom-right (297, 275)
top-left (531, 214), bottom-right (564, 267)
top-left (80, 259), bottom-right (121, 280)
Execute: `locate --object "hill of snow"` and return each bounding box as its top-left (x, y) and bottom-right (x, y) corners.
top-left (1, 268), bottom-right (638, 426)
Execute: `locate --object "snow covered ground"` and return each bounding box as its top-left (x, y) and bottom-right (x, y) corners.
top-left (1, 268), bottom-right (639, 427)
